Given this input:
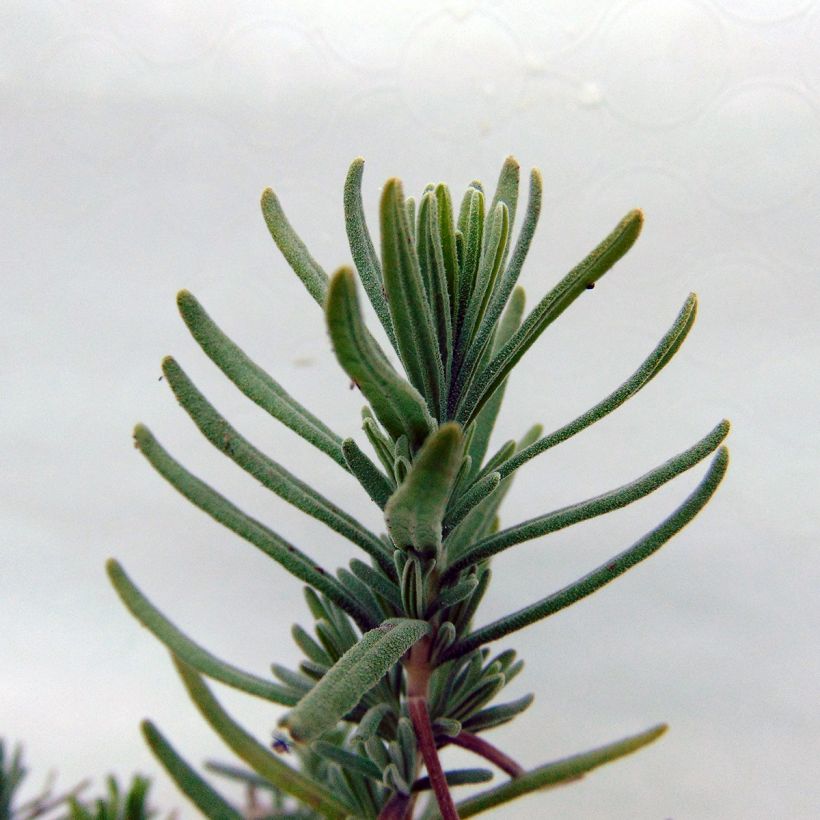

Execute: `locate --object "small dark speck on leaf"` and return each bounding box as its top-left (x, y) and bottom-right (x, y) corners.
top-left (585, 282), bottom-right (595, 290)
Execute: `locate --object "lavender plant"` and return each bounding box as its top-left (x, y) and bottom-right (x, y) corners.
top-left (108, 157), bottom-right (729, 818)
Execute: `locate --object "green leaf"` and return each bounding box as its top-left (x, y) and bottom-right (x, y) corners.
top-left (132, 424), bottom-right (374, 629)
top-left (461, 693), bottom-right (535, 733)
top-left (173, 660), bottom-right (351, 818)
top-left (311, 741), bottom-right (382, 780)
top-left (448, 447), bottom-right (729, 657)
top-left (456, 169), bottom-right (542, 406)
top-left (435, 184), bottom-right (460, 324)
top-left (454, 187), bottom-right (485, 335)
top-left (451, 724), bottom-right (668, 817)
top-left (385, 423), bottom-right (464, 559)
top-left (342, 438), bottom-right (394, 509)
top-left (141, 720), bottom-right (242, 819)
top-left (281, 619), bottom-right (431, 742)
top-left (107, 560), bottom-right (298, 706)
top-left (381, 178), bottom-right (446, 416)
top-left (444, 419), bottom-right (730, 581)
top-left (462, 286), bottom-right (527, 478)
top-left (457, 209), bottom-right (643, 425)
top-left (417, 191), bottom-right (454, 381)
top-left (349, 558), bottom-right (403, 611)
top-left (485, 156), bottom-right (519, 257)
top-left (176, 290), bottom-right (346, 470)
top-left (343, 157), bottom-right (398, 352)
top-left (493, 292), bottom-right (699, 482)
top-left (325, 267), bottom-right (434, 451)
top-left (444, 472), bottom-right (501, 535)
top-left (414, 768), bottom-right (493, 792)
top-left (260, 187), bottom-right (328, 305)
top-left (161, 356), bottom-right (389, 572)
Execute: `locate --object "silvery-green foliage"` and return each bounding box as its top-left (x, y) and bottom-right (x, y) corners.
top-left (109, 156), bottom-right (729, 818)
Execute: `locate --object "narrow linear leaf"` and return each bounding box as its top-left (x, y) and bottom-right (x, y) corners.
top-left (444, 472), bottom-right (501, 534)
top-left (349, 559), bottom-right (403, 611)
top-left (448, 447), bottom-right (729, 657)
top-left (326, 267), bottom-right (434, 451)
top-left (107, 560), bottom-right (298, 706)
top-left (435, 184), bottom-right (460, 323)
top-left (413, 768), bottom-right (493, 792)
top-left (343, 157), bottom-right (398, 351)
top-left (458, 168), bottom-right (542, 402)
top-left (291, 624), bottom-right (332, 667)
top-left (141, 721), bottom-right (242, 820)
top-left (311, 741), bottom-right (382, 781)
top-left (454, 188), bottom-right (485, 340)
top-left (485, 156), bottom-right (519, 256)
top-left (385, 423), bottom-right (464, 559)
top-left (452, 724), bottom-right (668, 818)
top-left (176, 290), bottom-right (346, 469)
top-left (445, 419), bottom-right (729, 581)
top-left (203, 762), bottom-right (278, 793)
top-left (462, 693), bottom-right (535, 733)
top-left (457, 209), bottom-right (644, 425)
top-left (493, 293), bottom-right (699, 482)
top-left (352, 703), bottom-right (394, 743)
top-left (260, 187), bottom-right (328, 305)
top-left (132, 424), bottom-right (373, 629)
top-left (381, 178), bottom-right (446, 416)
top-left (282, 618), bottom-right (431, 742)
top-left (462, 286), bottom-right (527, 480)
top-left (174, 659), bottom-right (350, 818)
top-left (342, 438), bottom-right (394, 509)
top-left (162, 357), bottom-right (389, 571)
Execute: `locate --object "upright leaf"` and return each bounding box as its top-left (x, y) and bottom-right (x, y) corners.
top-left (381, 178), bottom-right (446, 417)
top-left (385, 424), bottom-right (464, 559)
top-left (325, 267), bottom-right (434, 451)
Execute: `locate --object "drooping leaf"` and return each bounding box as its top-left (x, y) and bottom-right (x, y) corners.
top-left (342, 437), bottom-right (395, 509)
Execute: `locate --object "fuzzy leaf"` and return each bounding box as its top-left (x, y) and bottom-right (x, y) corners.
top-left (381, 178), bottom-right (446, 416)
top-left (311, 741), bottom-right (382, 780)
top-left (462, 693), bottom-right (535, 733)
top-left (448, 447), bottom-right (729, 657)
top-left (343, 158), bottom-right (398, 351)
top-left (141, 721), bottom-right (242, 819)
top-left (457, 209), bottom-right (643, 425)
top-left (162, 357), bottom-right (389, 573)
top-left (107, 560), bottom-right (298, 706)
top-left (385, 423), bottom-right (464, 559)
top-left (485, 156), bottom-right (519, 255)
top-left (342, 438), bottom-right (394, 509)
top-left (414, 768), bottom-right (493, 792)
top-left (281, 619), bottom-right (431, 742)
top-left (175, 290), bottom-right (346, 469)
top-left (457, 169), bottom-right (542, 404)
top-left (260, 187), bottom-right (328, 305)
top-left (173, 660), bottom-right (350, 818)
top-left (132, 424), bottom-right (373, 629)
top-left (445, 419), bottom-right (730, 581)
top-left (494, 292), bottom-right (699, 482)
top-left (453, 725), bottom-right (668, 818)
top-left (325, 267), bottom-right (434, 450)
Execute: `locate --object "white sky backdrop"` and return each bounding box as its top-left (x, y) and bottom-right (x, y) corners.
top-left (3, 1), bottom-right (819, 817)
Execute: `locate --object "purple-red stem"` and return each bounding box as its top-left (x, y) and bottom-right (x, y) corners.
top-left (408, 696), bottom-right (459, 820)
top-left (448, 731), bottom-right (525, 778)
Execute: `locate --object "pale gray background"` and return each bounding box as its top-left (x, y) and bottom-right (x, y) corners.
top-left (2, 1), bottom-right (818, 817)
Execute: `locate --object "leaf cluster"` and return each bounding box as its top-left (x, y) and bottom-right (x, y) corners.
top-left (109, 157), bottom-right (729, 817)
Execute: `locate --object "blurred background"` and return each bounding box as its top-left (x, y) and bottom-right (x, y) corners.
top-left (2, 1), bottom-right (818, 817)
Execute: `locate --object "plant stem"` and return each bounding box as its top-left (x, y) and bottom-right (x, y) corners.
top-left (448, 732), bottom-right (524, 778)
top-left (408, 696), bottom-right (459, 820)
top-left (378, 791), bottom-right (411, 819)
